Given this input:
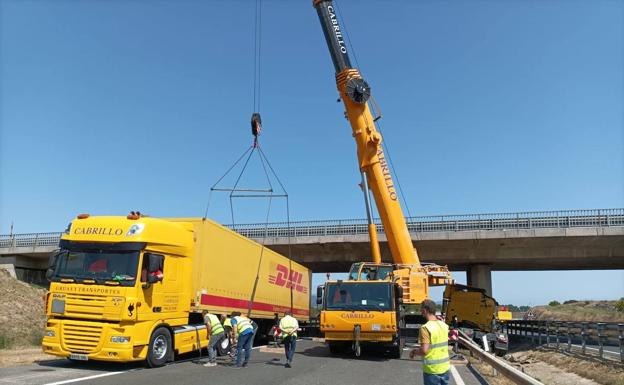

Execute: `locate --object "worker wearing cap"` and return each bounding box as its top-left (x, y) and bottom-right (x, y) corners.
top-left (230, 311), bottom-right (254, 368)
top-left (202, 311), bottom-right (225, 367)
top-left (279, 310), bottom-right (299, 368)
top-left (410, 299), bottom-right (450, 385)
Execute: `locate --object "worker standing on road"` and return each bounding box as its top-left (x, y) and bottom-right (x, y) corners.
top-left (230, 311), bottom-right (254, 368)
top-left (409, 299), bottom-right (450, 385)
top-left (279, 310), bottom-right (299, 368)
top-left (203, 311), bottom-right (225, 367)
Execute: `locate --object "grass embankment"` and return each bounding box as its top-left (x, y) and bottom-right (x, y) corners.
top-left (0, 270), bottom-right (47, 349)
top-left (528, 300), bottom-right (624, 323)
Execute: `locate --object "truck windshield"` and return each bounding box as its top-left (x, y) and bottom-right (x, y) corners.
top-left (325, 282), bottom-right (393, 311)
top-left (50, 250), bottom-right (140, 286)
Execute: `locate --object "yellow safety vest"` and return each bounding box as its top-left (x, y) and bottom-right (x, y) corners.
top-left (224, 318), bottom-right (232, 328)
top-left (205, 313), bottom-right (224, 336)
top-left (422, 320), bottom-right (450, 375)
top-left (234, 316), bottom-right (253, 336)
top-left (279, 315), bottom-right (298, 339)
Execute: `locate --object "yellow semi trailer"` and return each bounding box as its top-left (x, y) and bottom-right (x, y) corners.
top-left (42, 214), bottom-right (310, 367)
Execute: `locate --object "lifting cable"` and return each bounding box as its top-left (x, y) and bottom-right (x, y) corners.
top-left (334, 0), bottom-right (413, 220)
top-left (203, 0), bottom-right (295, 317)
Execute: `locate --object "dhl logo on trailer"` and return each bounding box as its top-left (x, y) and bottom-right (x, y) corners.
top-left (268, 263), bottom-right (308, 294)
top-left (182, 218), bottom-right (311, 320)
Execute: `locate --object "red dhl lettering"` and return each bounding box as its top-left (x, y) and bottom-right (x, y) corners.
top-left (268, 264), bottom-right (308, 294)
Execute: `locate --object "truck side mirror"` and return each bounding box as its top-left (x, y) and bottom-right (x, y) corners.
top-left (395, 284), bottom-right (404, 304)
top-left (45, 251), bottom-right (61, 281)
top-left (316, 286), bottom-right (323, 305)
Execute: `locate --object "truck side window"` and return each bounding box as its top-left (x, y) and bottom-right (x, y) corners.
top-left (141, 253), bottom-right (165, 282)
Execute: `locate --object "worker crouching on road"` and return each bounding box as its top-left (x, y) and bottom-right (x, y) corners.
top-left (203, 310), bottom-right (225, 367)
top-left (410, 299), bottom-right (450, 385)
top-left (279, 310), bottom-right (299, 368)
top-left (230, 312), bottom-right (255, 368)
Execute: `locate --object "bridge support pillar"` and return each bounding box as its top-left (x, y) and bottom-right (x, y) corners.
top-left (467, 264), bottom-right (492, 297)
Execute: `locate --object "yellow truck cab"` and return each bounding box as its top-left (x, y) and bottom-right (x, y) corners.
top-left (43, 214), bottom-right (310, 367)
top-left (318, 263), bottom-right (405, 358)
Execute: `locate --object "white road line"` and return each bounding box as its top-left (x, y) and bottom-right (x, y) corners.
top-left (252, 345), bottom-right (268, 350)
top-left (44, 371), bottom-right (126, 385)
top-left (450, 366), bottom-right (466, 385)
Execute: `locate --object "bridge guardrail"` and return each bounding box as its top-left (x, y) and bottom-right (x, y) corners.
top-left (231, 208), bottom-right (624, 238)
top-left (1, 208), bottom-right (623, 248)
top-left (504, 320), bottom-right (624, 363)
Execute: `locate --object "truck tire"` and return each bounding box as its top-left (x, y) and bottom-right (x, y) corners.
top-left (217, 336), bottom-right (231, 356)
top-left (391, 336), bottom-right (404, 359)
top-left (146, 327), bottom-right (172, 368)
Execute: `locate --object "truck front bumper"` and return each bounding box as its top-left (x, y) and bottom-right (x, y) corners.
top-left (323, 331), bottom-right (394, 342)
top-left (42, 319), bottom-right (147, 362)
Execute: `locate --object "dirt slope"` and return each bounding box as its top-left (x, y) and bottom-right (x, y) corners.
top-left (0, 270), bottom-right (47, 348)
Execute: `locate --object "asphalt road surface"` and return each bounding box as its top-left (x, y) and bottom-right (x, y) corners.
top-left (0, 341), bottom-right (483, 385)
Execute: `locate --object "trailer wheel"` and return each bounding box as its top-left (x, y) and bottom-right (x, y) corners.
top-left (217, 336), bottom-right (231, 356)
top-left (146, 327), bottom-right (172, 368)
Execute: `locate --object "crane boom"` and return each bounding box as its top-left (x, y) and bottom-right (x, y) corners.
top-left (313, 0), bottom-right (419, 266)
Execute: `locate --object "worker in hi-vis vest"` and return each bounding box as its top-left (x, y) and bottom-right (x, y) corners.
top-left (279, 310), bottom-right (300, 368)
top-left (202, 311), bottom-right (225, 367)
top-left (230, 311), bottom-right (255, 368)
top-left (409, 299), bottom-right (450, 385)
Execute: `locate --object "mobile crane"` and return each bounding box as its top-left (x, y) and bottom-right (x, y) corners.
top-left (312, 0), bottom-right (452, 357)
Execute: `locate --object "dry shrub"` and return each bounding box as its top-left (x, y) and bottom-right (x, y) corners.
top-left (0, 270), bottom-right (47, 349)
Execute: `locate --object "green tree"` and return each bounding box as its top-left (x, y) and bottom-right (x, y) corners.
top-left (548, 300), bottom-right (561, 307)
top-left (615, 298), bottom-right (624, 313)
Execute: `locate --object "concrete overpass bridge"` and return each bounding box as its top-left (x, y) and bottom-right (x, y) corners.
top-left (2, 208), bottom-right (623, 295)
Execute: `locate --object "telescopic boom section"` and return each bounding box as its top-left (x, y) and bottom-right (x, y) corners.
top-left (313, 0), bottom-right (420, 267)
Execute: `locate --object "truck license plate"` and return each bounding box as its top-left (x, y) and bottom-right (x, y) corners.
top-left (69, 354), bottom-right (88, 361)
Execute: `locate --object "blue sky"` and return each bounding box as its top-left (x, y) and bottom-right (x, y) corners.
top-left (1, 0), bottom-right (623, 305)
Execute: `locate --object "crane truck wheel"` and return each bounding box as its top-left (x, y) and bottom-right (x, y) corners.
top-left (146, 327), bottom-right (172, 368)
top-left (390, 337), bottom-right (405, 359)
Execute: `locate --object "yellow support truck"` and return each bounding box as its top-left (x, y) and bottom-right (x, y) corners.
top-left (42, 214), bottom-right (310, 367)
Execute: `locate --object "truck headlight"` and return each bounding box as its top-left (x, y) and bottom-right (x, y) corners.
top-left (44, 330), bottom-right (55, 337)
top-left (110, 336), bottom-right (131, 343)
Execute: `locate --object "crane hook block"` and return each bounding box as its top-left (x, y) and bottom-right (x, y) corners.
top-left (251, 113), bottom-right (262, 137)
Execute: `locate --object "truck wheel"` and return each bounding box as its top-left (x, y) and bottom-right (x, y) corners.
top-left (146, 327), bottom-right (172, 368)
top-left (217, 336), bottom-right (231, 356)
top-left (391, 336), bottom-right (404, 359)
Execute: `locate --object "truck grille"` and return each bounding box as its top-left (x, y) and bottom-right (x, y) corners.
top-left (64, 294), bottom-right (106, 318)
top-left (62, 322), bottom-right (102, 353)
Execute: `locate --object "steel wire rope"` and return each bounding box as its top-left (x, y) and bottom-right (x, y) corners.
top-left (375, 121), bottom-right (413, 219)
top-left (228, 146), bottom-right (259, 226)
top-left (204, 146), bottom-right (254, 219)
top-left (252, 0), bottom-right (263, 113)
top-left (334, 0), bottom-right (413, 220)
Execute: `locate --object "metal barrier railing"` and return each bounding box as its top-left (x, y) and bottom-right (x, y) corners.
top-left (505, 320), bottom-right (624, 363)
top-left (1, 208), bottom-right (623, 248)
top-left (458, 330), bottom-right (545, 385)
